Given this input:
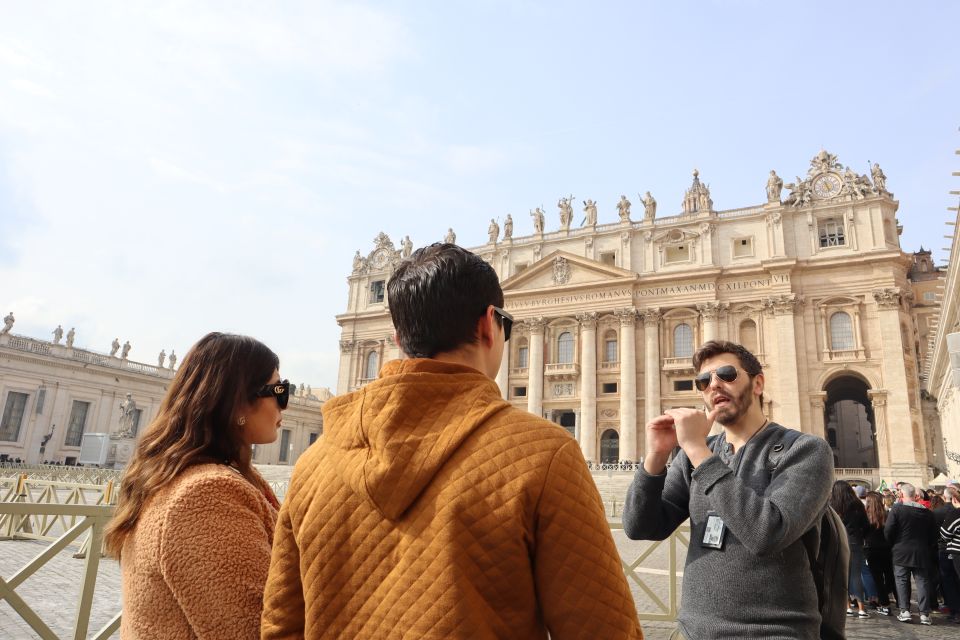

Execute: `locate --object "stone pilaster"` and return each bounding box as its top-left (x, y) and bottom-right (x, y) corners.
top-left (526, 317), bottom-right (546, 418)
top-left (809, 391), bottom-right (827, 439)
top-left (336, 339), bottom-right (356, 394)
top-left (615, 308), bottom-right (638, 462)
top-left (641, 308), bottom-right (662, 425)
top-left (577, 312), bottom-right (598, 462)
top-left (868, 389), bottom-right (892, 470)
top-left (762, 294), bottom-right (804, 428)
top-left (872, 287), bottom-right (919, 464)
top-left (697, 301), bottom-right (728, 344)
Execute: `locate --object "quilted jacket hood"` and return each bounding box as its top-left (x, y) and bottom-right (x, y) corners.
top-left (321, 358), bottom-right (510, 520)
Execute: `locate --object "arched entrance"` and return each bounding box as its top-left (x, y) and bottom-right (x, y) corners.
top-left (824, 375), bottom-right (878, 469)
top-left (600, 429), bottom-right (620, 463)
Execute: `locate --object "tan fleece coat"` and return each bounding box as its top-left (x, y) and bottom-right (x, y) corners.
top-left (120, 464), bottom-right (278, 639)
top-left (262, 359), bottom-right (641, 639)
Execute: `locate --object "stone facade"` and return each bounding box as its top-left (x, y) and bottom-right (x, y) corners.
top-left (338, 152), bottom-right (943, 486)
top-left (0, 331), bottom-right (324, 466)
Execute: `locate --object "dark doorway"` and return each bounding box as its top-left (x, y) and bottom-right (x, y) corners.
top-left (600, 429), bottom-right (620, 463)
top-left (824, 375), bottom-right (878, 469)
top-left (557, 411), bottom-right (576, 438)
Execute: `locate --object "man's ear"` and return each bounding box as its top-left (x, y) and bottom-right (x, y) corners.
top-left (753, 372), bottom-right (764, 397)
top-left (475, 305), bottom-right (497, 348)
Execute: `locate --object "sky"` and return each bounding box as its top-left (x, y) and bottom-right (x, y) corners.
top-left (1, 1), bottom-right (958, 393)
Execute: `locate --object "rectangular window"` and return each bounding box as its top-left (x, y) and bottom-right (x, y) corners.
top-left (369, 280), bottom-right (385, 304)
top-left (517, 346), bottom-right (529, 368)
top-left (665, 244), bottom-right (690, 264)
top-left (65, 400), bottom-right (91, 447)
top-left (513, 386), bottom-right (527, 398)
top-left (513, 263), bottom-right (529, 276)
top-left (818, 218), bottom-right (845, 248)
top-left (35, 389), bottom-right (46, 415)
top-left (923, 292), bottom-right (936, 302)
top-left (604, 340), bottom-right (618, 363)
top-left (602, 382), bottom-right (618, 394)
top-left (279, 428), bottom-right (291, 463)
top-left (599, 252), bottom-right (616, 266)
top-left (733, 237), bottom-right (754, 258)
top-left (673, 380), bottom-right (694, 392)
top-left (0, 392), bottom-right (29, 442)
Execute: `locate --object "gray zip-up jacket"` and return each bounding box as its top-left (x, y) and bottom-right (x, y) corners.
top-left (622, 423), bottom-right (833, 640)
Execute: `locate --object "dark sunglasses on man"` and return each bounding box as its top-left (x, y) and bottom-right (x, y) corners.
top-left (491, 306), bottom-right (514, 341)
top-left (694, 365), bottom-right (741, 392)
top-left (255, 379), bottom-right (291, 409)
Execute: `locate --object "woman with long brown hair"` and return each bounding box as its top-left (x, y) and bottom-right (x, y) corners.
top-left (830, 480), bottom-right (871, 618)
top-left (864, 491), bottom-right (897, 614)
top-left (105, 332), bottom-right (288, 639)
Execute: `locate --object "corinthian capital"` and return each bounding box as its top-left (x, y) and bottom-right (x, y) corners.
top-left (524, 317), bottom-right (547, 333)
top-left (339, 339), bottom-right (356, 354)
top-left (762, 294), bottom-right (804, 316)
top-left (576, 312), bottom-right (598, 330)
top-left (872, 287), bottom-right (902, 310)
top-left (614, 307), bottom-right (638, 326)
top-left (696, 301), bottom-right (729, 320)
top-left (639, 307), bottom-right (662, 326)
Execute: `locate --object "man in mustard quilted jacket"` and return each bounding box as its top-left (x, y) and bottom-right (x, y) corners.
top-left (262, 243), bottom-right (642, 639)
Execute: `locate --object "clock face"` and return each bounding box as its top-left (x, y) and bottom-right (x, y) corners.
top-left (371, 250), bottom-right (388, 268)
top-left (812, 173), bottom-right (842, 199)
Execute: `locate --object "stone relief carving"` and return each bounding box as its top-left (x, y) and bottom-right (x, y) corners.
top-left (600, 408), bottom-right (618, 419)
top-left (785, 151), bottom-right (886, 207)
top-left (553, 383), bottom-right (574, 397)
top-left (552, 256), bottom-right (571, 285)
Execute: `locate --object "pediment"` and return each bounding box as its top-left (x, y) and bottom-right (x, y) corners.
top-left (501, 250), bottom-right (637, 293)
top-left (652, 227), bottom-right (700, 245)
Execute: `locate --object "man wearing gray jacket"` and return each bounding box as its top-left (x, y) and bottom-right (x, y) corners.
top-left (623, 340), bottom-right (834, 639)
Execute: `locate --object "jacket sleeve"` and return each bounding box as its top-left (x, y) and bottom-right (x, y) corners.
top-left (689, 435), bottom-right (833, 556)
top-left (158, 474), bottom-right (273, 640)
top-left (884, 506), bottom-right (900, 544)
top-left (260, 498), bottom-right (305, 639)
top-left (622, 452), bottom-right (690, 541)
top-left (533, 440), bottom-right (643, 639)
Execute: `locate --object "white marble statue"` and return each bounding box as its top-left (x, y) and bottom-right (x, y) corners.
top-left (1, 312), bottom-right (14, 335)
top-left (401, 235), bottom-right (413, 258)
top-left (488, 218), bottom-right (499, 243)
top-left (168, 350), bottom-right (177, 369)
top-left (299, 382), bottom-right (306, 397)
top-left (444, 228), bottom-right (456, 244)
top-left (766, 170), bottom-right (783, 203)
top-left (530, 207), bottom-right (545, 234)
top-left (158, 349), bottom-right (166, 368)
top-left (52, 325), bottom-right (64, 345)
top-left (121, 341), bottom-right (131, 359)
top-left (352, 251), bottom-right (364, 272)
top-left (117, 393), bottom-right (137, 436)
top-left (583, 199), bottom-right (598, 226)
top-left (110, 338), bottom-right (120, 357)
top-left (617, 195), bottom-right (631, 222)
top-left (642, 192), bottom-right (657, 220)
top-left (65, 328), bottom-right (75, 348)
top-left (871, 163), bottom-right (887, 193)
top-left (503, 214), bottom-right (513, 239)
top-left (557, 197), bottom-right (574, 231)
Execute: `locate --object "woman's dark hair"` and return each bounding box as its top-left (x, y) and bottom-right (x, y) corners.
top-left (865, 491), bottom-right (887, 529)
top-left (692, 340), bottom-right (764, 404)
top-left (388, 243), bottom-right (504, 358)
top-left (105, 332), bottom-right (279, 558)
top-left (829, 480), bottom-right (864, 519)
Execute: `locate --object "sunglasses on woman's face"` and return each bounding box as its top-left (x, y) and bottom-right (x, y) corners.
top-left (256, 379), bottom-right (291, 409)
top-left (694, 365), bottom-right (740, 391)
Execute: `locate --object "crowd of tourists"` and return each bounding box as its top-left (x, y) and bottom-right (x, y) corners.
top-left (100, 242), bottom-right (959, 639)
top-left (829, 478), bottom-right (960, 626)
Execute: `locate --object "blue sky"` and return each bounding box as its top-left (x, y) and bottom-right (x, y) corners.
top-left (1, 1), bottom-right (958, 392)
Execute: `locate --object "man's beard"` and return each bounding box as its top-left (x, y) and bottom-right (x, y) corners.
top-left (714, 384), bottom-right (754, 426)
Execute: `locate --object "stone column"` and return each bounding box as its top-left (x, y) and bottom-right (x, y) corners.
top-left (762, 294), bottom-right (803, 429)
top-left (642, 308), bottom-right (662, 425)
top-left (868, 389), bottom-right (892, 470)
top-left (809, 392), bottom-right (827, 438)
top-left (697, 301), bottom-right (728, 344)
top-left (616, 308), bottom-right (638, 462)
top-left (577, 312), bottom-right (598, 461)
top-left (526, 318), bottom-right (546, 418)
top-left (496, 340), bottom-right (509, 399)
top-left (872, 288), bottom-right (918, 463)
top-left (336, 340), bottom-right (356, 395)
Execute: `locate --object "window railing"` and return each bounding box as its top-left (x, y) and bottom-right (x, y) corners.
top-left (823, 347), bottom-right (864, 361)
top-left (599, 361), bottom-right (620, 370)
top-left (662, 357), bottom-right (694, 370)
top-left (544, 362), bottom-right (579, 376)
top-left (510, 366), bottom-right (528, 376)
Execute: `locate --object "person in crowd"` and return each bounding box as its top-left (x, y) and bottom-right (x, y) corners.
top-left (883, 492), bottom-right (897, 510)
top-left (622, 340), bottom-right (834, 639)
top-left (934, 486), bottom-right (960, 623)
top-left (853, 485), bottom-right (880, 607)
top-left (885, 483), bottom-right (939, 625)
top-left (104, 332), bottom-right (286, 639)
top-left (261, 243), bottom-right (642, 639)
top-left (864, 491), bottom-right (897, 615)
top-left (941, 487), bottom-right (960, 620)
top-left (831, 481), bottom-right (870, 618)
top-left (918, 489), bottom-right (932, 509)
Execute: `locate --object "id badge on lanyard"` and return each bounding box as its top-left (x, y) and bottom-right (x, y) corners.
top-left (701, 510), bottom-right (726, 550)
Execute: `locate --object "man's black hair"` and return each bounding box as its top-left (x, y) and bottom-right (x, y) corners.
top-left (387, 243), bottom-right (504, 358)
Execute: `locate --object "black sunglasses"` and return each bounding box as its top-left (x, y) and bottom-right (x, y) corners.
top-left (491, 305), bottom-right (514, 341)
top-left (255, 379), bottom-right (291, 409)
top-left (694, 365), bottom-right (740, 391)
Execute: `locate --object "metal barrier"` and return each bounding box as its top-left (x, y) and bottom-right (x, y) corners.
top-left (612, 521), bottom-right (689, 621)
top-left (0, 464), bottom-right (122, 486)
top-left (0, 502), bottom-right (120, 640)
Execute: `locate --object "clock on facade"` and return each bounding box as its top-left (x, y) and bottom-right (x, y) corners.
top-left (812, 173), bottom-right (842, 199)
top-left (371, 250), bottom-right (389, 269)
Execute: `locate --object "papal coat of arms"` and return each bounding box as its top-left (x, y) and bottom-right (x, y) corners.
top-left (552, 256), bottom-right (570, 285)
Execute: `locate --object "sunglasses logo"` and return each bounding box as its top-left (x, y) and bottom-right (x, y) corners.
top-left (274, 385), bottom-right (285, 394)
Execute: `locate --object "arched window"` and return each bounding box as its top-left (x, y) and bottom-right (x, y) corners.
top-left (604, 330), bottom-right (618, 363)
top-left (557, 332), bottom-right (574, 364)
top-left (829, 312), bottom-right (854, 350)
top-left (600, 429), bottom-right (620, 464)
top-left (739, 319), bottom-right (758, 354)
top-left (364, 351), bottom-right (379, 380)
top-left (517, 339), bottom-right (529, 369)
top-left (674, 323), bottom-right (694, 358)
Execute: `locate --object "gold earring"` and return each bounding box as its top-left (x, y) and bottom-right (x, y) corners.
top-left (238, 416), bottom-right (246, 426)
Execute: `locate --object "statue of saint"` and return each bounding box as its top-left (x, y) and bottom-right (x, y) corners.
top-left (121, 341), bottom-right (131, 359)
top-left (698, 191), bottom-right (711, 212)
top-left (117, 393), bottom-right (137, 436)
top-left (871, 163), bottom-right (887, 193)
top-left (488, 219), bottom-right (500, 243)
top-left (503, 214), bottom-right (513, 239)
top-left (583, 199), bottom-right (598, 226)
top-left (158, 349), bottom-right (166, 368)
top-left (530, 207), bottom-right (545, 234)
top-left (65, 328), bottom-right (75, 348)
top-left (766, 170), bottom-right (783, 203)
top-left (0, 312), bottom-right (12, 335)
top-left (168, 350), bottom-right (177, 369)
top-left (617, 195), bottom-right (631, 222)
top-left (110, 338), bottom-right (120, 357)
top-left (306, 385), bottom-right (312, 398)
top-left (401, 235), bottom-right (413, 258)
top-left (642, 192), bottom-right (657, 220)
top-left (352, 251), bottom-right (364, 272)
top-left (52, 325), bottom-right (63, 344)
top-left (557, 197), bottom-right (573, 230)
top-left (444, 228), bottom-right (456, 244)
top-left (299, 383), bottom-right (306, 397)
